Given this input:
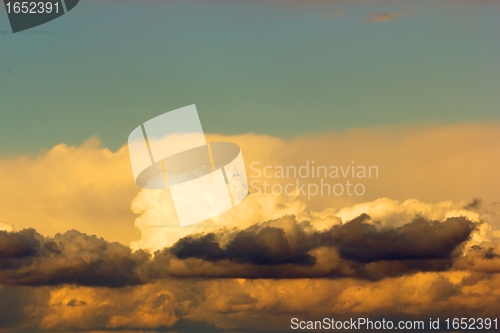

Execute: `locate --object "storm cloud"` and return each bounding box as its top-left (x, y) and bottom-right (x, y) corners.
top-left (314, 214), bottom-right (475, 262)
top-left (0, 229), bottom-right (150, 287)
top-left (171, 214), bottom-right (474, 264)
top-left (0, 214), bottom-right (488, 286)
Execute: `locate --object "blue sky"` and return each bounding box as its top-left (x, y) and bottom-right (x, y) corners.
top-left (1, 0), bottom-right (499, 154)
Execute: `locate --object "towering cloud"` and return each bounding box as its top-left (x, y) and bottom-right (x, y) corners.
top-left (0, 122), bottom-right (498, 331)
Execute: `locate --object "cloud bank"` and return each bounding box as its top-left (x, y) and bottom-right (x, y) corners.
top-left (0, 122), bottom-right (498, 331)
top-left (1, 211), bottom-right (498, 287)
top-left (0, 210), bottom-right (499, 332)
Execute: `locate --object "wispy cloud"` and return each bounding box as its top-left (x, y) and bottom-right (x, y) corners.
top-left (366, 11), bottom-right (416, 23)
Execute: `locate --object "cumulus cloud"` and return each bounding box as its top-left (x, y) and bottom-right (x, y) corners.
top-left (3, 272), bottom-right (500, 332)
top-left (316, 215), bottom-right (474, 262)
top-left (1, 210), bottom-right (497, 287)
top-left (0, 198), bottom-right (498, 332)
top-left (0, 137), bottom-right (140, 245)
top-left (0, 122), bottom-right (499, 331)
top-left (0, 229), bottom-right (150, 287)
top-left (171, 216), bottom-right (316, 266)
top-left (132, 122), bottom-right (500, 253)
top-left (0, 122), bottom-right (498, 249)
top-left (132, 192), bottom-right (497, 256)
top-left (170, 214), bottom-right (475, 266)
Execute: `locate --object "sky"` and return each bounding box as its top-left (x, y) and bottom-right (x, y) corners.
top-left (1, 0), bottom-right (500, 154)
top-left (0, 1), bottom-right (500, 332)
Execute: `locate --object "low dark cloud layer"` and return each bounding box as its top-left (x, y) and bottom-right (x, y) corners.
top-left (315, 214), bottom-right (474, 262)
top-left (0, 229), bottom-right (150, 287)
top-left (0, 214), bottom-right (494, 286)
top-left (171, 223), bottom-right (314, 265)
top-left (171, 214), bottom-right (474, 266)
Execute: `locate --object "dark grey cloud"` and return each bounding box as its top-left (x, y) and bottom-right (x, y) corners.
top-left (171, 224), bottom-right (314, 265)
top-left (314, 214), bottom-right (474, 262)
top-left (170, 214), bottom-right (474, 266)
top-left (0, 214), bottom-right (487, 286)
top-left (0, 229), bottom-right (150, 287)
top-left (0, 229), bottom-right (41, 259)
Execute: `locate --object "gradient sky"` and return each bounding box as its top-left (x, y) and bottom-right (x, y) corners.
top-left (1, 0), bottom-right (499, 155)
